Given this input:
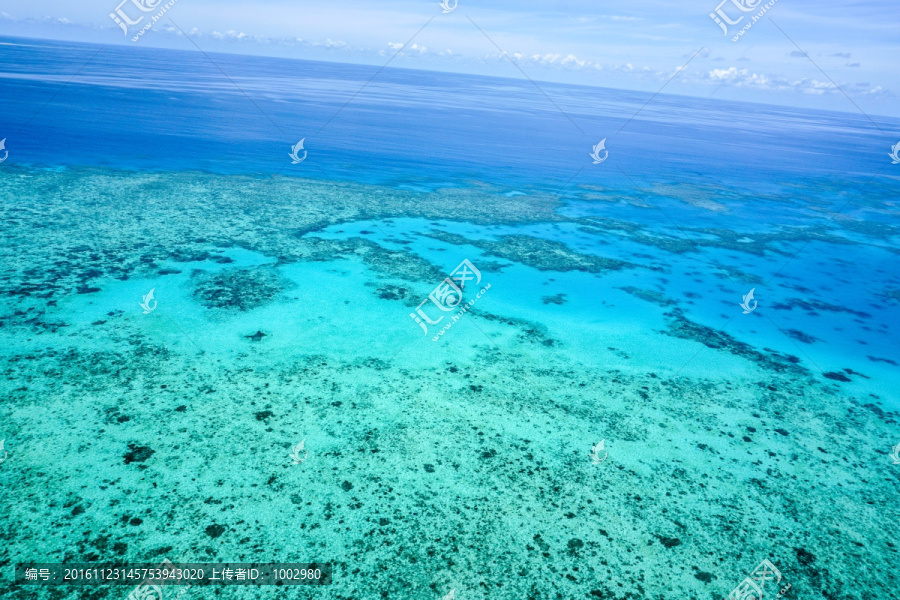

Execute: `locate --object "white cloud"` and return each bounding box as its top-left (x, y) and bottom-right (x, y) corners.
top-left (709, 67), bottom-right (769, 87)
top-left (702, 66), bottom-right (887, 98)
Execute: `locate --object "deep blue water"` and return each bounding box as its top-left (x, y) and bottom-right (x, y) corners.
top-left (1, 35), bottom-right (898, 193)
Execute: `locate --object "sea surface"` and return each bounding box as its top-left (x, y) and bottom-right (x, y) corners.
top-left (1, 36), bottom-right (899, 600)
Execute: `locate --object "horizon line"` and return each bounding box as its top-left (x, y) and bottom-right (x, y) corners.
top-left (2, 32), bottom-right (898, 126)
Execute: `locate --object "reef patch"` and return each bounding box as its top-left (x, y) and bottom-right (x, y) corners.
top-left (192, 267), bottom-right (287, 311)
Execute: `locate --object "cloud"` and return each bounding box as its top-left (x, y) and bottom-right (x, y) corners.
top-left (845, 62), bottom-right (860, 68)
top-left (0, 13), bottom-right (76, 26)
top-left (210, 30), bottom-right (250, 41)
top-left (129, 24), bottom-right (359, 54)
top-left (384, 41), bottom-right (435, 57)
top-left (709, 67), bottom-right (769, 87)
top-left (489, 51), bottom-right (597, 70)
top-left (703, 66), bottom-right (890, 98)
top-left (852, 84), bottom-right (886, 96)
top-left (482, 51), bottom-right (652, 76)
top-left (789, 50), bottom-right (807, 58)
top-left (831, 52), bottom-right (851, 58)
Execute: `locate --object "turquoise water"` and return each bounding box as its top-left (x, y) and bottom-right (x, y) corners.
top-left (1, 36), bottom-right (899, 600)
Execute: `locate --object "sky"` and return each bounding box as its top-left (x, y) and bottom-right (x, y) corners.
top-left (1, 0), bottom-right (898, 118)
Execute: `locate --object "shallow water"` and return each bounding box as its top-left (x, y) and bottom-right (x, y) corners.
top-left (1, 36), bottom-right (899, 600)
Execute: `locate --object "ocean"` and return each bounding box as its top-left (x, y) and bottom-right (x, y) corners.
top-left (1, 35), bottom-right (899, 600)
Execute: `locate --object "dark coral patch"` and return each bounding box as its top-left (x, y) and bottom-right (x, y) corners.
top-left (192, 267), bottom-right (286, 311)
top-left (376, 285), bottom-right (409, 301)
top-left (663, 309), bottom-right (808, 375)
top-left (123, 444), bottom-right (154, 465)
top-left (866, 355), bottom-right (896, 365)
top-left (205, 524), bottom-right (226, 538)
top-left (542, 293), bottom-right (567, 305)
top-left (426, 230), bottom-right (635, 273)
top-left (795, 547), bottom-right (815, 565)
top-left (823, 371), bottom-right (851, 382)
top-left (619, 286), bottom-right (677, 307)
top-left (784, 329), bottom-right (820, 344)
